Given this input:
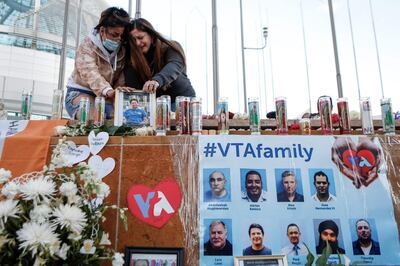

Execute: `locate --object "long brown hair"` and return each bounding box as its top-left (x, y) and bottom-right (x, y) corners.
top-left (127, 18), bottom-right (186, 84)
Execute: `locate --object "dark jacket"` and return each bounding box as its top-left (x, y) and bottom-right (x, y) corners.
top-left (124, 42), bottom-right (195, 104)
top-left (277, 191), bottom-right (304, 202)
top-left (352, 239), bottom-right (381, 255)
top-left (204, 240), bottom-right (233, 256)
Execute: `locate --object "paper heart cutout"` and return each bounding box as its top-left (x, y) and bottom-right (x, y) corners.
top-left (88, 155), bottom-right (115, 179)
top-left (127, 179), bottom-right (182, 228)
top-left (63, 142), bottom-right (90, 165)
top-left (88, 131), bottom-right (109, 155)
top-left (342, 148), bottom-right (376, 177)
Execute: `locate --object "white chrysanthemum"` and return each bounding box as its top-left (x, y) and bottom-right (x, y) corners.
top-left (54, 126), bottom-right (67, 136)
top-left (19, 177), bottom-right (56, 203)
top-left (33, 256), bottom-right (46, 266)
top-left (135, 127), bottom-right (148, 136)
top-left (0, 168), bottom-right (11, 184)
top-left (30, 204), bottom-right (52, 224)
top-left (1, 181), bottom-right (19, 199)
top-left (56, 243), bottom-right (70, 260)
top-left (0, 199), bottom-right (21, 228)
top-left (52, 204), bottom-right (87, 234)
top-left (68, 231), bottom-right (82, 241)
top-left (0, 234), bottom-right (10, 249)
top-left (16, 222), bottom-right (60, 257)
top-left (112, 252), bottom-right (124, 266)
top-left (80, 168), bottom-right (101, 184)
top-left (67, 194), bottom-right (82, 205)
top-left (94, 182), bottom-right (110, 198)
top-left (59, 182), bottom-right (78, 197)
top-left (49, 138), bottom-right (71, 169)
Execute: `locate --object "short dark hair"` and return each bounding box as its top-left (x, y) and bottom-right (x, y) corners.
top-left (248, 223), bottom-right (264, 236)
top-left (130, 98), bottom-right (138, 104)
top-left (95, 7), bottom-right (130, 30)
top-left (281, 170), bottom-right (295, 179)
top-left (245, 170), bottom-right (262, 183)
top-left (286, 223), bottom-right (300, 234)
top-left (313, 171), bottom-right (329, 183)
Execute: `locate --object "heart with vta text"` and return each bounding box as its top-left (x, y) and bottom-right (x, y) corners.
top-left (342, 148), bottom-right (376, 177)
top-left (127, 179), bottom-right (182, 228)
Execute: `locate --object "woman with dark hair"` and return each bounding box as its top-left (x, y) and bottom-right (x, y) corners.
top-left (65, 7), bottom-right (131, 120)
top-left (124, 18), bottom-right (196, 110)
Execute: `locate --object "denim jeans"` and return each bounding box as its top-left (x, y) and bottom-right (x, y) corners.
top-left (65, 88), bottom-right (113, 119)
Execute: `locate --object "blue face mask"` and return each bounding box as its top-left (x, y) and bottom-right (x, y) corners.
top-left (103, 39), bottom-right (120, 52)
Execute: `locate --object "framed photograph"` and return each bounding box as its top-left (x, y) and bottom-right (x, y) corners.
top-left (234, 255), bottom-right (288, 266)
top-left (114, 90), bottom-right (156, 128)
top-left (125, 247), bottom-right (184, 266)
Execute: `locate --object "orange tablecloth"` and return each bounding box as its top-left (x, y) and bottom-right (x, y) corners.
top-left (0, 120), bottom-right (67, 177)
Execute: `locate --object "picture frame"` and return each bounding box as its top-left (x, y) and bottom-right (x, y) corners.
top-left (125, 247), bottom-right (184, 266)
top-left (234, 255), bottom-right (288, 266)
top-left (114, 90), bottom-right (156, 128)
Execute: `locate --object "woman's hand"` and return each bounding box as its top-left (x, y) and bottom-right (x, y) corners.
top-left (143, 80), bottom-right (159, 93)
top-left (331, 137), bottom-right (362, 188)
top-left (356, 137), bottom-right (382, 187)
top-left (105, 89), bottom-right (115, 99)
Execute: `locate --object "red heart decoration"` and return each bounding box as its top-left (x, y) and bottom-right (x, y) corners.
top-left (356, 149), bottom-right (376, 177)
top-left (127, 179), bottom-right (182, 228)
top-left (342, 149), bottom-right (358, 171)
top-left (341, 149), bottom-right (377, 178)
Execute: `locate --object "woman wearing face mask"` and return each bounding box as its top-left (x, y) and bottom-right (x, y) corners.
top-left (124, 18), bottom-right (196, 111)
top-left (65, 7), bottom-right (130, 120)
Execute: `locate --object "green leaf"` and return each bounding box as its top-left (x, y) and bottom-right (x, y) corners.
top-left (302, 242), bottom-right (315, 266)
top-left (316, 240), bottom-right (332, 266)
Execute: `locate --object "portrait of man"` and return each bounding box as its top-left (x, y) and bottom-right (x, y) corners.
top-left (316, 219), bottom-right (346, 254)
top-left (277, 170), bottom-right (304, 202)
top-left (204, 170), bottom-right (230, 202)
top-left (352, 219), bottom-right (381, 255)
top-left (243, 223), bottom-right (272, 255)
top-left (123, 98), bottom-right (148, 126)
top-left (241, 170), bottom-right (267, 202)
top-left (204, 220), bottom-right (233, 256)
top-left (311, 170), bottom-right (336, 202)
top-left (281, 223), bottom-right (308, 256)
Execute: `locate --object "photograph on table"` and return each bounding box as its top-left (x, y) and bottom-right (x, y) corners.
top-left (114, 90), bottom-right (156, 128)
top-left (234, 255), bottom-right (288, 266)
top-left (125, 247), bottom-right (184, 266)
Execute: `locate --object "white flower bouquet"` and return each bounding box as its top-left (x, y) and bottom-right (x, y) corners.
top-left (0, 138), bottom-right (127, 265)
